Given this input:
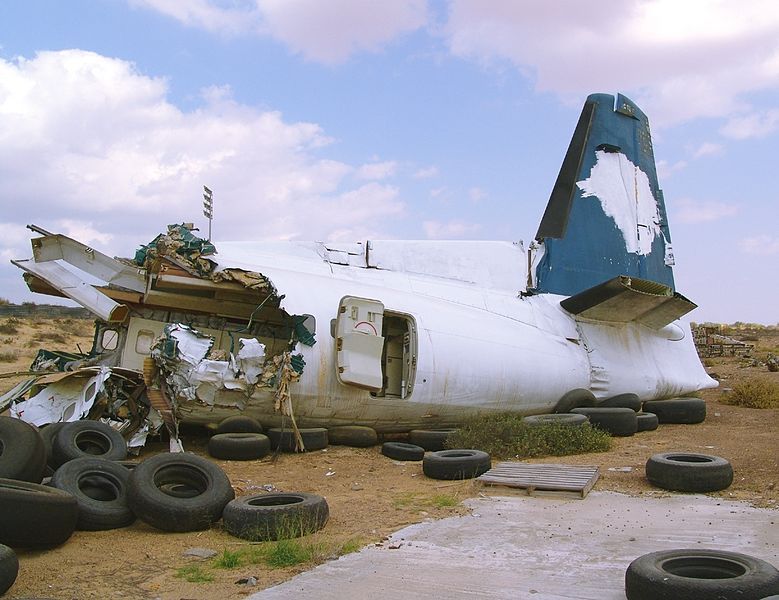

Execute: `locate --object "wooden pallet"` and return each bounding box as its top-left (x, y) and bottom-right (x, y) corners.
top-left (477, 462), bottom-right (600, 499)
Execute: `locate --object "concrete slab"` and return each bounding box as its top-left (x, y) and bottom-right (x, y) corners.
top-left (249, 492), bottom-right (779, 600)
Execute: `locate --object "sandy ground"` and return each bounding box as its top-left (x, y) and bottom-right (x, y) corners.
top-left (0, 317), bottom-right (777, 600)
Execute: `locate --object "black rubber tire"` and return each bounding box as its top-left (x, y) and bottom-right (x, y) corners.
top-left (208, 433), bottom-right (271, 460)
top-left (223, 492), bottom-right (329, 541)
top-left (570, 407), bottom-right (638, 436)
top-left (554, 388), bottom-right (596, 413)
top-left (50, 457), bottom-right (135, 531)
top-left (423, 449), bottom-right (491, 480)
top-left (636, 411), bottom-right (659, 432)
top-left (381, 442), bottom-right (425, 461)
top-left (408, 429), bottom-right (458, 451)
top-left (127, 453), bottom-right (235, 532)
top-left (0, 544), bottom-right (18, 596)
top-left (599, 393), bottom-right (642, 412)
top-left (327, 426), bottom-right (378, 447)
top-left (267, 428), bottom-right (328, 452)
top-left (523, 414), bottom-right (589, 427)
top-left (643, 397), bottom-right (706, 424)
top-left (215, 415), bottom-right (263, 435)
top-left (41, 422), bottom-right (68, 468)
top-left (625, 548), bottom-right (779, 600)
top-left (645, 452), bottom-right (733, 492)
top-left (52, 420), bottom-right (128, 467)
top-left (0, 416), bottom-right (46, 483)
top-left (0, 478), bottom-right (78, 548)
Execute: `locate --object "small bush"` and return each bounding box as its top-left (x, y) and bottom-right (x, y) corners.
top-left (446, 413), bottom-right (612, 460)
top-left (0, 350), bottom-right (18, 363)
top-left (174, 565), bottom-right (213, 583)
top-left (0, 321), bottom-right (19, 335)
top-left (723, 378), bottom-right (779, 409)
top-left (213, 549), bottom-right (242, 569)
top-left (263, 539), bottom-right (316, 568)
top-left (33, 332), bottom-right (67, 344)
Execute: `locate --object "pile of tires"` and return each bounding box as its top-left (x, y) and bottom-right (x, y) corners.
top-left (0, 416), bottom-right (46, 483)
top-left (127, 453), bottom-right (235, 532)
top-left (570, 407), bottom-right (638, 437)
top-left (625, 549), bottom-right (779, 600)
top-left (643, 397), bottom-right (706, 424)
top-left (208, 433), bottom-right (271, 460)
top-left (327, 425), bottom-right (377, 448)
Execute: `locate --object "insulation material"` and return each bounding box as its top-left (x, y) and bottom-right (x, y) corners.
top-left (237, 338), bottom-right (266, 384)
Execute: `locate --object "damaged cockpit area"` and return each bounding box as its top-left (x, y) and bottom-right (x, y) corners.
top-left (6, 224), bottom-right (315, 450)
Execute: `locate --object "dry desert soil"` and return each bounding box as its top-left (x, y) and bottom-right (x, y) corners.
top-left (0, 315), bottom-right (777, 600)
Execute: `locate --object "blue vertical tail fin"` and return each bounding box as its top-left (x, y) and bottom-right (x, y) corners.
top-left (533, 93), bottom-right (675, 297)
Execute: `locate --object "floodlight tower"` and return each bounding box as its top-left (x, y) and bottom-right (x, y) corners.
top-left (203, 185), bottom-right (213, 241)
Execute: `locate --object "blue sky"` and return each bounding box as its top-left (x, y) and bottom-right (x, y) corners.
top-left (0, 0), bottom-right (777, 324)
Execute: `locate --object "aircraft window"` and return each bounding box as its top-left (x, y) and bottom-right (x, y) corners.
top-left (135, 330), bottom-right (156, 355)
top-left (101, 329), bottom-right (119, 351)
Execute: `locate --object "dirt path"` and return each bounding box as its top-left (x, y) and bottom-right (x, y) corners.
top-left (1, 319), bottom-right (777, 599)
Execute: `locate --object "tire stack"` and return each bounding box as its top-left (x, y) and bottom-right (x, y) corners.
top-left (209, 415), bottom-right (271, 461)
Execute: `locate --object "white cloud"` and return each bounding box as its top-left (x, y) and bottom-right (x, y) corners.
top-left (413, 165), bottom-right (439, 179)
top-left (673, 198), bottom-right (739, 224)
top-left (0, 50), bottom-right (407, 270)
top-left (720, 109), bottom-right (779, 139)
top-left (132, 0), bottom-right (428, 64)
top-left (692, 142), bottom-right (724, 158)
top-left (423, 219), bottom-right (481, 239)
top-left (468, 187), bottom-right (487, 203)
top-left (356, 161), bottom-right (397, 180)
top-left (444, 0), bottom-right (779, 126)
top-left (656, 159), bottom-right (687, 180)
top-left (740, 235), bottom-right (779, 255)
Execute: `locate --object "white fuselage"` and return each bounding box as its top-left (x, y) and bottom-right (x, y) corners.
top-left (174, 240), bottom-right (716, 431)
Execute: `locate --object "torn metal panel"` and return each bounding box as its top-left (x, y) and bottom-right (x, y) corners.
top-left (12, 259), bottom-right (129, 322)
top-left (30, 232), bottom-right (146, 293)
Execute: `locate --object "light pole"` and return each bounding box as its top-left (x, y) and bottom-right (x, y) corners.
top-left (203, 185), bottom-right (213, 241)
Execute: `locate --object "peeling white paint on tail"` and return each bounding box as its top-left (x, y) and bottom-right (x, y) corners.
top-left (577, 150), bottom-right (662, 256)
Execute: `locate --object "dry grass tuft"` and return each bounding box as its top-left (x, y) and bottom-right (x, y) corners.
top-left (723, 377), bottom-right (779, 409)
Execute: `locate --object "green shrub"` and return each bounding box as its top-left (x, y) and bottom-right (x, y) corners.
top-left (446, 413), bottom-right (612, 460)
top-left (213, 549), bottom-right (242, 569)
top-left (723, 378), bottom-right (779, 409)
top-left (174, 565), bottom-right (213, 583)
top-left (262, 539), bottom-right (316, 568)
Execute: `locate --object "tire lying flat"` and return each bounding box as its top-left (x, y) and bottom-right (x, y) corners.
top-left (0, 544), bottom-right (18, 596)
top-left (625, 549), bottom-right (779, 600)
top-left (381, 442), bottom-right (425, 461)
top-left (0, 478), bottom-right (78, 548)
top-left (408, 429), bottom-right (458, 451)
top-left (223, 492), bottom-right (329, 541)
top-left (636, 412), bottom-right (659, 432)
top-left (52, 420), bottom-right (128, 467)
top-left (327, 426), bottom-right (378, 448)
top-left (267, 428), bottom-right (328, 452)
top-left (643, 397), bottom-right (706, 424)
top-left (523, 414), bottom-right (589, 427)
top-left (127, 453), bottom-right (234, 532)
top-left (570, 407), bottom-right (638, 437)
top-left (215, 415), bottom-right (263, 435)
top-left (51, 457), bottom-right (135, 530)
top-left (598, 393), bottom-right (642, 412)
top-left (208, 433), bottom-right (271, 460)
top-left (0, 416), bottom-right (46, 483)
top-left (554, 388), bottom-right (596, 413)
top-left (645, 452), bottom-right (733, 493)
top-left (423, 449), bottom-right (491, 480)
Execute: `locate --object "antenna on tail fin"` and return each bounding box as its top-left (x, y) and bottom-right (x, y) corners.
top-left (533, 93), bottom-right (675, 297)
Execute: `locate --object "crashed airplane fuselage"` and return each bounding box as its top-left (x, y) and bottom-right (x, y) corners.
top-left (9, 93), bottom-right (716, 432)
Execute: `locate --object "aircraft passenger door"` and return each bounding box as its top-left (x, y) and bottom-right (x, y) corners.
top-left (335, 296), bottom-right (385, 391)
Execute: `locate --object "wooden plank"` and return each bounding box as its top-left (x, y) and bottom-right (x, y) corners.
top-left (477, 462), bottom-right (600, 499)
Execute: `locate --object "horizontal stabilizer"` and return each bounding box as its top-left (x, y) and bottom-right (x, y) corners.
top-left (559, 276), bottom-right (696, 329)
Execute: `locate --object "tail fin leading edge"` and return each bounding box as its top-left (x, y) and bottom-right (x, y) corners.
top-left (533, 93), bottom-right (675, 297)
